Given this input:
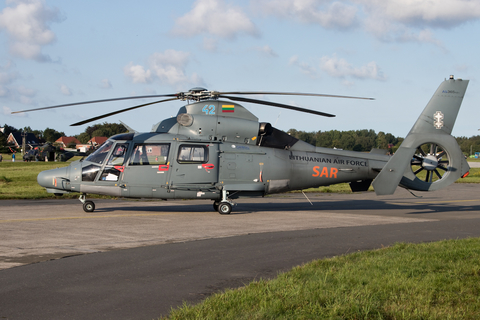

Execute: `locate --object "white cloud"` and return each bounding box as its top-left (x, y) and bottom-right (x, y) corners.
top-left (359, 0), bottom-right (480, 46)
top-left (358, 0), bottom-right (480, 28)
top-left (3, 105), bottom-right (25, 116)
top-left (252, 0), bottom-right (359, 30)
top-left (320, 54), bottom-right (386, 81)
top-left (256, 45), bottom-right (278, 57)
top-left (0, 0), bottom-right (62, 61)
top-left (17, 85), bottom-right (35, 97)
top-left (289, 55), bottom-right (317, 78)
top-left (100, 78), bottom-right (112, 89)
top-left (172, 0), bottom-right (258, 39)
top-left (2, 106), bottom-right (12, 115)
top-left (253, 0), bottom-right (480, 46)
top-left (202, 37), bottom-right (219, 52)
top-left (124, 63), bottom-right (153, 84)
top-left (124, 49), bottom-right (204, 88)
top-left (60, 84), bottom-right (72, 95)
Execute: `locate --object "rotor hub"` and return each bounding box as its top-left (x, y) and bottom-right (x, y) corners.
top-left (177, 88), bottom-right (219, 102)
top-left (422, 154), bottom-right (438, 171)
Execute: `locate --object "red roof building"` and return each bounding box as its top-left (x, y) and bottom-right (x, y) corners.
top-left (87, 136), bottom-right (108, 146)
top-left (55, 136), bottom-right (81, 148)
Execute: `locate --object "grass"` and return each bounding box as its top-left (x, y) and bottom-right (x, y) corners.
top-left (163, 238), bottom-right (480, 320)
top-left (0, 156), bottom-right (113, 199)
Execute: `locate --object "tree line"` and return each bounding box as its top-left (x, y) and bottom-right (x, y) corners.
top-left (287, 129), bottom-right (480, 156)
top-left (2, 122), bottom-right (480, 156)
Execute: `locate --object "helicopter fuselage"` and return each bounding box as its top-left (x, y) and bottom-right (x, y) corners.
top-left (37, 130), bottom-right (389, 204)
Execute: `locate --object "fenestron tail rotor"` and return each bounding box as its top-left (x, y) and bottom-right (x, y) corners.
top-left (11, 88), bottom-right (374, 126)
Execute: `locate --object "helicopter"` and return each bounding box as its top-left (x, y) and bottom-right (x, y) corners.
top-left (13, 76), bottom-right (470, 214)
top-left (22, 143), bottom-right (83, 162)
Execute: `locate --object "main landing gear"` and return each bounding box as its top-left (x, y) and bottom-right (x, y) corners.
top-left (213, 188), bottom-right (235, 215)
top-left (79, 194), bottom-right (95, 213)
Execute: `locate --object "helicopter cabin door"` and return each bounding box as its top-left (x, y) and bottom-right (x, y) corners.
top-left (121, 143), bottom-right (172, 199)
top-left (169, 142), bottom-right (219, 199)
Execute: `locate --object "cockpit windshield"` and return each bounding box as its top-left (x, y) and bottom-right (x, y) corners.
top-left (85, 140), bottom-right (114, 164)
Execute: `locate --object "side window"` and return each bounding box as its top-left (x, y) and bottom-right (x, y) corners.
top-left (129, 143), bottom-right (170, 166)
top-left (177, 145), bottom-right (208, 164)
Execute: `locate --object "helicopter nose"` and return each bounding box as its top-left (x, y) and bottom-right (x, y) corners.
top-left (37, 167), bottom-right (69, 189)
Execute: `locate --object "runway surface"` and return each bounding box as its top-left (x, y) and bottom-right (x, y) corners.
top-left (1, 183), bottom-right (480, 319)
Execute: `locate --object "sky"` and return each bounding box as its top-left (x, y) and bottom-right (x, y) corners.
top-left (0, 0), bottom-right (479, 138)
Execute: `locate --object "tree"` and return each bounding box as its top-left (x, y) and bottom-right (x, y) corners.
top-left (76, 122), bottom-right (127, 143)
top-left (43, 128), bottom-right (65, 143)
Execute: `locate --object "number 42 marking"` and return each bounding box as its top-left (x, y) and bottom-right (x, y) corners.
top-left (202, 105), bottom-right (215, 115)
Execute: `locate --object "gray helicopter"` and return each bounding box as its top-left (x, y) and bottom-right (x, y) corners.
top-left (14, 76), bottom-right (470, 214)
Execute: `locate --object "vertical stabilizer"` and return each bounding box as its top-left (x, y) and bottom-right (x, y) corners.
top-left (372, 76), bottom-right (469, 195)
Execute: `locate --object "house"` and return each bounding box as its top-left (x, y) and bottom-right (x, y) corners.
top-left (6, 132), bottom-right (40, 150)
top-left (76, 137), bottom-right (108, 153)
top-left (87, 136), bottom-right (108, 146)
top-left (55, 136), bottom-right (81, 148)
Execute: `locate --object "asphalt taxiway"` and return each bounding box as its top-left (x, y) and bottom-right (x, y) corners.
top-left (1, 183), bottom-right (480, 319)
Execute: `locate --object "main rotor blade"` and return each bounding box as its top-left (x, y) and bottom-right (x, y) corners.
top-left (11, 94), bottom-right (178, 114)
top-left (218, 95), bottom-right (335, 117)
top-left (216, 91), bottom-right (374, 100)
top-left (70, 97), bottom-right (178, 126)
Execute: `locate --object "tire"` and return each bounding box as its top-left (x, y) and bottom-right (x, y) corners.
top-left (218, 202), bottom-right (232, 215)
top-left (83, 200), bottom-right (95, 213)
top-left (213, 201), bottom-right (220, 212)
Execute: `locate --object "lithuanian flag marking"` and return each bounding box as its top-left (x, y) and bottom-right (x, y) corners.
top-left (222, 105), bottom-right (235, 113)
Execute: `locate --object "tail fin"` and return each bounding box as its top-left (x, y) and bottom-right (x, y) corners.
top-left (372, 76), bottom-right (470, 195)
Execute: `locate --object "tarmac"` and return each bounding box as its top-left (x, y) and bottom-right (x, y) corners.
top-left (1, 183), bottom-right (480, 319)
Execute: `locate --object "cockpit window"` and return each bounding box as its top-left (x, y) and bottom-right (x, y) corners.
top-left (82, 165), bottom-right (101, 182)
top-left (85, 140), bottom-right (113, 164)
top-left (107, 143), bottom-right (128, 166)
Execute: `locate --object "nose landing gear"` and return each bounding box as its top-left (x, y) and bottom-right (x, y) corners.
top-left (79, 194), bottom-right (95, 212)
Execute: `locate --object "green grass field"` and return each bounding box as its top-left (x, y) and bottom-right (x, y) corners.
top-left (163, 238), bottom-right (480, 319)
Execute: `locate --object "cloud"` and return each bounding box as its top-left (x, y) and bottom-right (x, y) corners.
top-left (172, 0), bottom-right (259, 39)
top-left (2, 106), bottom-right (12, 115)
top-left (289, 55), bottom-right (317, 78)
top-left (124, 49), bottom-right (204, 88)
top-left (255, 45), bottom-right (278, 57)
top-left (319, 54), bottom-right (386, 81)
top-left (252, 0), bottom-right (359, 30)
top-left (252, 0), bottom-right (480, 46)
top-left (202, 37), bottom-right (219, 52)
top-left (0, 61), bottom-right (18, 97)
top-left (124, 63), bottom-right (153, 84)
top-left (0, 0), bottom-right (62, 61)
top-left (100, 79), bottom-right (112, 89)
top-left (60, 84), bottom-right (72, 95)
top-left (359, 0), bottom-right (480, 29)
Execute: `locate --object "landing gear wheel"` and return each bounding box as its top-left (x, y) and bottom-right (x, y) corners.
top-left (218, 202), bottom-right (232, 215)
top-left (83, 200), bottom-right (95, 213)
top-left (410, 143), bottom-right (450, 184)
top-left (213, 201), bottom-right (220, 212)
